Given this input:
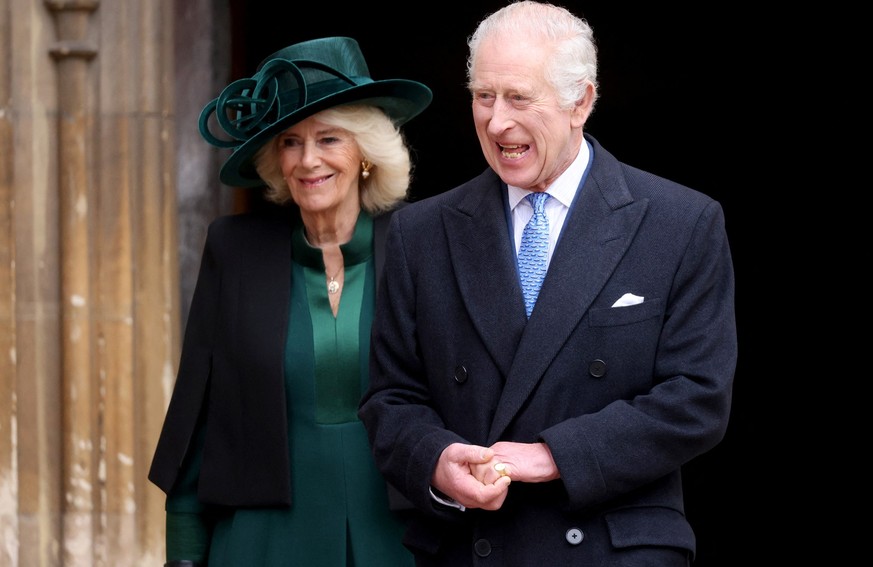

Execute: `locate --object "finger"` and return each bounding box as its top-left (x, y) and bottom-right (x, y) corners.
top-left (470, 445), bottom-right (494, 463)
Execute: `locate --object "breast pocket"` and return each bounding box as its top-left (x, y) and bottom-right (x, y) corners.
top-left (589, 297), bottom-right (664, 327)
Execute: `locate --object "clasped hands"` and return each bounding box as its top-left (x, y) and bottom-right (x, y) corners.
top-left (430, 441), bottom-right (559, 511)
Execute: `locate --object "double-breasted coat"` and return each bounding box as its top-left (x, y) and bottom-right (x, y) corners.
top-left (358, 134), bottom-right (737, 565)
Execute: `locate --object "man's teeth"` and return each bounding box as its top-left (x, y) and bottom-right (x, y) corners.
top-left (501, 145), bottom-right (524, 158)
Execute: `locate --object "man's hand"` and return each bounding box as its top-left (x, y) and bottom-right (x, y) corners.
top-left (487, 441), bottom-right (560, 483)
top-left (431, 443), bottom-right (511, 510)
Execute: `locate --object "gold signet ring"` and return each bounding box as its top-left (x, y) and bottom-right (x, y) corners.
top-left (494, 463), bottom-right (509, 477)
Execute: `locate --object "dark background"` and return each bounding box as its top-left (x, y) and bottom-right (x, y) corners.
top-left (226, 2), bottom-right (797, 564)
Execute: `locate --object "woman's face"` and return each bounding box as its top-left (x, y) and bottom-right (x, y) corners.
top-left (277, 112), bottom-right (362, 215)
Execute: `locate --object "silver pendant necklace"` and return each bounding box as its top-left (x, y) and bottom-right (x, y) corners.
top-left (327, 268), bottom-right (342, 294)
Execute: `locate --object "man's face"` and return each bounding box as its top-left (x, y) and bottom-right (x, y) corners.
top-left (469, 34), bottom-right (586, 191)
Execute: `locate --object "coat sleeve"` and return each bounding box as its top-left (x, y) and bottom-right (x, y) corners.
top-left (148, 220), bottom-right (223, 494)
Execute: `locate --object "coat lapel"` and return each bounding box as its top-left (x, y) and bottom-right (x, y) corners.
top-left (441, 171), bottom-right (527, 378)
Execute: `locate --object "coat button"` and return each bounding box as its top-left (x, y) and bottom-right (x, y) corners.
top-left (565, 528), bottom-right (584, 545)
top-left (474, 538), bottom-right (492, 557)
top-left (588, 359), bottom-right (606, 378)
top-left (454, 365), bottom-right (468, 384)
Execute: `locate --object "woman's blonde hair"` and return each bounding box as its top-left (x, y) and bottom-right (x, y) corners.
top-left (253, 104), bottom-right (414, 214)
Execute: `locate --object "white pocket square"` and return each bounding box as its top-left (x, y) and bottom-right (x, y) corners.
top-left (611, 293), bottom-right (644, 307)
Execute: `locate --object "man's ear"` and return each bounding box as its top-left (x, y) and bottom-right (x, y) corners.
top-left (571, 82), bottom-right (596, 127)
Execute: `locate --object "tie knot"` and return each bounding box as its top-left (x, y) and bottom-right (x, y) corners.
top-left (526, 192), bottom-right (549, 215)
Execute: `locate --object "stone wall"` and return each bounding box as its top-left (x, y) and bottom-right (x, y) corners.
top-left (0, 0), bottom-right (230, 564)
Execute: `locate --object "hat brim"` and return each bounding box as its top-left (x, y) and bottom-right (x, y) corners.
top-left (219, 79), bottom-right (432, 188)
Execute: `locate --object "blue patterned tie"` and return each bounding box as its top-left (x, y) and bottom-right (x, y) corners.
top-left (518, 192), bottom-right (550, 318)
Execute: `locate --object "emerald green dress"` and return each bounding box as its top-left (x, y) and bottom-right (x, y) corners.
top-left (166, 212), bottom-right (414, 566)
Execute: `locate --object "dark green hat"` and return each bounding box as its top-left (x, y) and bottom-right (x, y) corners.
top-left (199, 36), bottom-right (433, 188)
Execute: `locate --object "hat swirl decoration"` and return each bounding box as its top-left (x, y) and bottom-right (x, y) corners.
top-left (199, 58), bottom-right (353, 149)
top-left (197, 36), bottom-right (433, 187)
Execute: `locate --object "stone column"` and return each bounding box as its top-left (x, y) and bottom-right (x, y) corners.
top-left (46, 3), bottom-right (100, 565)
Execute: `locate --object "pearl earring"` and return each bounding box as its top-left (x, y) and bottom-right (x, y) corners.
top-left (361, 159), bottom-right (372, 179)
